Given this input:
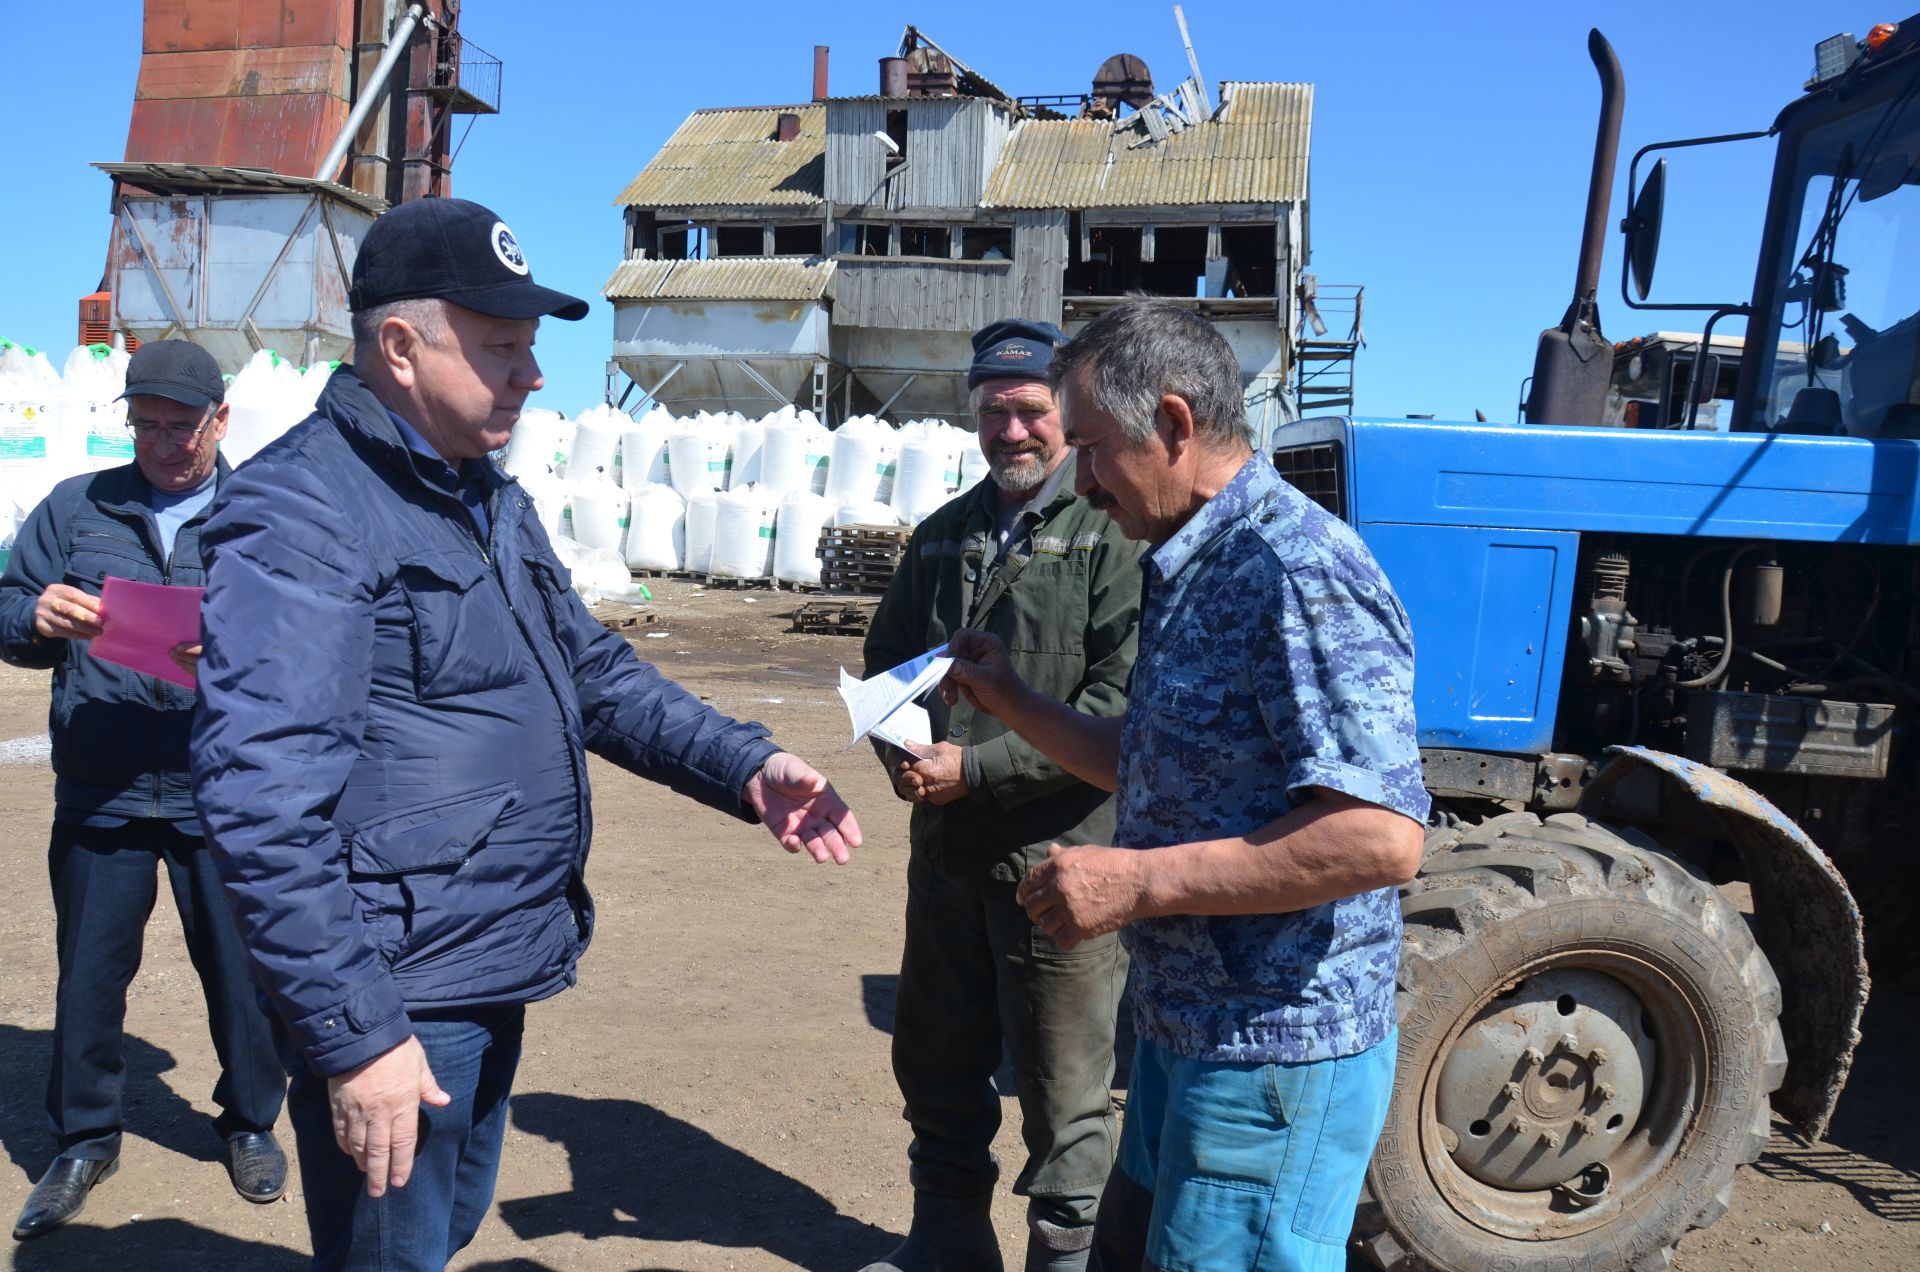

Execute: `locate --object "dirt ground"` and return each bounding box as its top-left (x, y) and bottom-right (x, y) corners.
top-left (0, 576), bottom-right (1912, 1271)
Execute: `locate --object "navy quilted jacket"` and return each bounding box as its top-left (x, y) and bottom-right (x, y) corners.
top-left (0, 458), bottom-right (229, 823)
top-left (191, 368), bottom-right (778, 1077)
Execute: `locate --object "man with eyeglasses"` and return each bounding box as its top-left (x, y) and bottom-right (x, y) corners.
top-left (0, 339), bottom-right (288, 1242)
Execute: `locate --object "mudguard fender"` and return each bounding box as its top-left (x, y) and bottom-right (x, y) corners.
top-left (1581, 745), bottom-right (1867, 1141)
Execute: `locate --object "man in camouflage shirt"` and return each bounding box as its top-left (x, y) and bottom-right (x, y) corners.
top-left (944, 299), bottom-right (1429, 1272)
top-left (860, 319), bottom-right (1142, 1272)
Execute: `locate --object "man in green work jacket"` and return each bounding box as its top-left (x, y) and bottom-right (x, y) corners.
top-left (858, 319), bottom-right (1142, 1272)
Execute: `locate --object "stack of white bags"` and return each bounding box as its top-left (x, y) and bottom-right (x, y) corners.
top-left (0, 341), bottom-right (339, 554)
top-left (502, 402), bottom-right (980, 589)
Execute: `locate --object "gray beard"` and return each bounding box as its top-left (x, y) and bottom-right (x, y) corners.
top-left (989, 451), bottom-right (1047, 494)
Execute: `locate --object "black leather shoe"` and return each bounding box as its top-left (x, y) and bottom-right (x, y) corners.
top-left (13, 1154), bottom-right (117, 1240)
top-left (224, 1131), bottom-right (287, 1203)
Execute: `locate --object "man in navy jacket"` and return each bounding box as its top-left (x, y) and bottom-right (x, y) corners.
top-left (189, 198), bottom-right (862, 1271)
top-left (0, 340), bottom-right (287, 1241)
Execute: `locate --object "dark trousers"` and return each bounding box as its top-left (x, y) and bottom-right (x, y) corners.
top-left (892, 849), bottom-right (1129, 1230)
top-left (46, 819), bottom-right (285, 1160)
top-left (278, 1005), bottom-right (524, 1272)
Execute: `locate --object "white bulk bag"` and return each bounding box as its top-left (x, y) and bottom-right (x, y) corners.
top-left (774, 491), bottom-right (834, 585)
top-left (56, 345), bottom-right (130, 476)
top-left (220, 349), bottom-right (305, 466)
top-left (566, 479), bottom-right (630, 553)
top-left (623, 482), bottom-right (685, 571)
top-left (666, 421), bottom-right (728, 497)
top-left (730, 417), bottom-right (766, 489)
top-left (567, 404), bottom-right (625, 481)
top-left (619, 405), bottom-right (673, 489)
top-left (833, 500), bottom-right (899, 527)
top-left (0, 345), bottom-right (56, 513)
top-left (960, 438), bottom-right (991, 488)
top-left (683, 489), bottom-right (719, 574)
top-left (890, 424), bottom-right (957, 526)
top-left (708, 485), bottom-right (777, 579)
top-left (517, 465), bottom-right (568, 540)
top-left (504, 408), bottom-right (569, 480)
top-left (825, 416), bottom-right (896, 505)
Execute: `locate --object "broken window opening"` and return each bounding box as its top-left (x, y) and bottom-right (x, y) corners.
top-left (840, 223), bottom-right (892, 256)
top-left (1138, 225), bottom-right (1208, 296)
top-left (714, 224), bottom-right (766, 258)
top-left (960, 225), bottom-right (1014, 261)
top-left (773, 223), bottom-right (823, 256)
top-left (900, 225), bottom-right (952, 259)
top-left (885, 109), bottom-right (909, 172)
top-left (658, 221), bottom-right (703, 261)
top-left (1064, 224), bottom-right (1143, 295)
top-left (1220, 225), bottom-right (1278, 297)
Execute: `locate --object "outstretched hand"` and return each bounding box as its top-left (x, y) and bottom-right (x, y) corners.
top-left (746, 751), bottom-right (862, 864)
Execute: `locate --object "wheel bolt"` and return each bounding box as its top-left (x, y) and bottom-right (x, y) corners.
top-left (1523, 1046), bottom-right (1545, 1065)
top-left (1588, 1046), bottom-right (1609, 1066)
top-left (1540, 1129), bottom-right (1562, 1148)
top-left (1597, 1083), bottom-right (1618, 1103)
top-left (1575, 1115), bottom-right (1598, 1135)
top-left (1510, 1117), bottom-right (1532, 1136)
top-left (1560, 1033), bottom-right (1580, 1052)
top-left (1502, 1081), bottom-right (1524, 1100)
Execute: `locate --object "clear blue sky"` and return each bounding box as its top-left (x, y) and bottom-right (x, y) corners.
top-left (0, 0), bottom-right (1887, 421)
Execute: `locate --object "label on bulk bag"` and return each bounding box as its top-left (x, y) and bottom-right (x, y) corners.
top-left (0, 402), bottom-right (48, 460)
top-left (758, 525), bottom-right (773, 539)
top-left (86, 435), bottom-right (135, 460)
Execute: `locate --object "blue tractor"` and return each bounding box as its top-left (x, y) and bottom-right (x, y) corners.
top-left (1271, 20), bottom-right (1919, 1271)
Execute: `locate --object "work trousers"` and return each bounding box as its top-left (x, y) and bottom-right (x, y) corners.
top-left (46, 818), bottom-right (285, 1160)
top-left (278, 1004), bottom-right (524, 1271)
top-left (892, 848), bottom-right (1129, 1230)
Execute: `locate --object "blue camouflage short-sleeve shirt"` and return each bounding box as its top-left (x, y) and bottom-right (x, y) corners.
top-left (1117, 453), bottom-right (1429, 1064)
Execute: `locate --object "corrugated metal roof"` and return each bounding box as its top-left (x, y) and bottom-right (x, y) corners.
top-left (94, 161), bottom-right (387, 215)
top-left (613, 105), bottom-right (825, 208)
top-left (980, 82), bottom-right (1311, 209)
top-left (602, 256), bottom-right (836, 302)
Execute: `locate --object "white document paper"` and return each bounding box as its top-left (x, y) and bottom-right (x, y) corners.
top-left (839, 645), bottom-right (951, 745)
top-left (870, 701), bottom-right (933, 755)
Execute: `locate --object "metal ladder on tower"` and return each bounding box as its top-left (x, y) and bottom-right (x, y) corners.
top-left (1294, 281), bottom-right (1365, 416)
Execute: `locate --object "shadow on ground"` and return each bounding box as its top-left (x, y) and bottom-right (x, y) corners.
top-left (499, 1092), bottom-right (897, 1269)
top-left (1751, 986), bottom-right (1920, 1223)
top-left (10, 1218), bottom-right (306, 1270)
top-left (0, 1023), bottom-right (225, 1178)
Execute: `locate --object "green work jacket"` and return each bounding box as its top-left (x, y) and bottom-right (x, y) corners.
top-left (864, 457), bottom-right (1144, 880)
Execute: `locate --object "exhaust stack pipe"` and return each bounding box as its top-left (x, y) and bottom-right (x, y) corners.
top-left (1524, 29), bottom-right (1624, 426)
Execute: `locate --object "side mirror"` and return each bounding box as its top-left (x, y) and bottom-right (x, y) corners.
top-left (1623, 158), bottom-right (1667, 300)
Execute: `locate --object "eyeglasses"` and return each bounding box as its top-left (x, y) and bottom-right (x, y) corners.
top-left (126, 412), bottom-right (213, 445)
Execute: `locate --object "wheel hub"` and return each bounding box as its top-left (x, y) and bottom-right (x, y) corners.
top-left (1434, 968), bottom-right (1654, 1192)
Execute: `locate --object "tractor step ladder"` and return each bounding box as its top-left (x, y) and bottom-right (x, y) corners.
top-left (1294, 283), bottom-right (1365, 415)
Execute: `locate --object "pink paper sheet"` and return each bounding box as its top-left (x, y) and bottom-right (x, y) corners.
top-left (89, 577), bottom-right (204, 690)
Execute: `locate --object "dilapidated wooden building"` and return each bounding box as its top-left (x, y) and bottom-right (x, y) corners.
top-left (603, 27), bottom-right (1315, 436)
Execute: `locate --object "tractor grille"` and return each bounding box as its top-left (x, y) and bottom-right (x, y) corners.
top-left (1273, 441), bottom-right (1347, 520)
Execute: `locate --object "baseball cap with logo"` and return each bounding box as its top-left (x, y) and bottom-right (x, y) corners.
top-left (348, 197), bottom-right (590, 321)
top-left (118, 339), bottom-right (226, 408)
top-left (967, 318), bottom-right (1066, 388)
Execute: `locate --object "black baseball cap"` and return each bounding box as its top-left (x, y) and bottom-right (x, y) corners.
top-left (968, 318), bottom-right (1066, 388)
top-left (348, 197), bottom-right (590, 321)
top-left (118, 340), bottom-right (226, 408)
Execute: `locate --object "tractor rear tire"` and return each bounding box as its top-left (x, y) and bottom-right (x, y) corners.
top-left (1351, 811), bottom-right (1785, 1271)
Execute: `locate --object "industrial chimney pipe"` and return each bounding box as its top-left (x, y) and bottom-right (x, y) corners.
top-left (314, 3), bottom-right (427, 184)
top-left (813, 46), bottom-right (830, 101)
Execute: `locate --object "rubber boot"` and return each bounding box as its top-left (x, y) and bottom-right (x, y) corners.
top-left (857, 1189), bottom-right (1004, 1272)
top-left (1024, 1215), bottom-right (1093, 1272)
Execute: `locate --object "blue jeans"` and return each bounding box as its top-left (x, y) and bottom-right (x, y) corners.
top-left (277, 1005), bottom-right (524, 1271)
top-left (1091, 1030), bottom-right (1397, 1272)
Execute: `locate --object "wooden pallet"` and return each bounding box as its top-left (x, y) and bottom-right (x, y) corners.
top-left (592, 602), bottom-right (655, 631)
top-left (791, 598), bottom-right (880, 637)
top-left (818, 523), bottom-right (909, 594)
